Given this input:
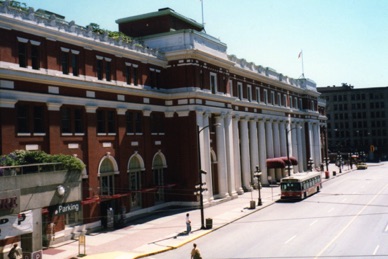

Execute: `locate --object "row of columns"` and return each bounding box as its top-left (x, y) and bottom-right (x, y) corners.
top-left (196, 111), bottom-right (322, 203)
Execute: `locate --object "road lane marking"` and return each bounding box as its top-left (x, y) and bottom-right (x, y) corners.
top-left (373, 245), bottom-right (379, 255)
top-left (310, 219), bottom-right (318, 226)
top-left (327, 208), bottom-right (334, 213)
top-left (285, 235), bottom-right (297, 244)
top-left (385, 224), bottom-right (388, 232)
top-left (315, 183), bottom-right (388, 258)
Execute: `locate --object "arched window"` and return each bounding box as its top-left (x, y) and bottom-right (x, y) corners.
top-left (152, 151), bottom-right (167, 203)
top-left (98, 154), bottom-right (118, 196)
top-left (128, 153), bottom-right (145, 209)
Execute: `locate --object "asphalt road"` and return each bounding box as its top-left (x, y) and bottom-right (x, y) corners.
top-left (146, 163), bottom-right (388, 258)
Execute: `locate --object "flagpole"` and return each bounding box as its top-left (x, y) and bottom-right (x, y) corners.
top-left (300, 50), bottom-right (305, 78)
top-left (201, 0), bottom-right (205, 30)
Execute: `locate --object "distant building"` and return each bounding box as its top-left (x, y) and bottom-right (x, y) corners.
top-left (0, 2), bottom-right (326, 254)
top-left (317, 84), bottom-right (387, 161)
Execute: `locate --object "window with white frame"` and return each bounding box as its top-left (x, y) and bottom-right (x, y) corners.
top-left (100, 158), bottom-right (115, 196)
top-left (229, 79), bottom-right (233, 96)
top-left (270, 91), bottom-right (275, 105)
top-left (255, 87), bottom-right (260, 103)
top-left (294, 97), bottom-right (298, 109)
top-left (277, 93), bottom-right (281, 106)
top-left (61, 48), bottom-right (80, 76)
top-left (210, 72), bottom-right (218, 94)
top-left (247, 85), bottom-right (252, 101)
top-left (283, 94), bottom-right (287, 107)
top-left (237, 82), bottom-right (243, 100)
top-left (289, 96), bottom-right (293, 108)
top-left (264, 89), bottom-right (268, 104)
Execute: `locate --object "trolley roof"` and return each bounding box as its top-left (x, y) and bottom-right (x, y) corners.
top-left (281, 172), bottom-right (321, 183)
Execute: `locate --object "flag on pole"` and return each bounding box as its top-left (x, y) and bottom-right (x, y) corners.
top-left (298, 51), bottom-right (302, 59)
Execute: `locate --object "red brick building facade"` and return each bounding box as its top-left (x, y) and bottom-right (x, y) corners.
top-left (0, 3), bottom-right (327, 250)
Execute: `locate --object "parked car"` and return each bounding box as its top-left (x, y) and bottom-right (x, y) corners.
top-left (356, 163), bottom-right (368, 170)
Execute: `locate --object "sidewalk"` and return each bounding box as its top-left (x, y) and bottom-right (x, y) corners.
top-left (42, 164), bottom-right (355, 259)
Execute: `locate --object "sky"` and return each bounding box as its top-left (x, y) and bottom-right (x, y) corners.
top-left (19, 0), bottom-right (388, 88)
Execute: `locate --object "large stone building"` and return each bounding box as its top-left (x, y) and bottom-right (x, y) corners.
top-left (318, 84), bottom-right (388, 162)
top-left (0, 1), bottom-right (327, 254)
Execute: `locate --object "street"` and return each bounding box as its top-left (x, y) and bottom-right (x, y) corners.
top-left (146, 163), bottom-right (388, 258)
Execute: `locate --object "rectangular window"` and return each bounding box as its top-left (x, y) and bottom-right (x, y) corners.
top-left (96, 110), bottom-right (116, 134)
top-left (210, 72), bottom-right (217, 94)
top-left (105, 61), bottom-right (111, 81)
top-left (33, 106), bottom-right (44, 133)
top-left (125, 65), bottom-right (132, 84)
top-left (283, 94), bottom-right (287, 107)
top-left (247, 85), bottom-right (252, 101)
top-left (97, 59), bottom-right (103, 80)
top-left (17, 104), bottom-right (29, 133)
top-left (16, 104), bottom-right (46, 135)
top-left (277, 93), bottom-right (281, 106)
top-left (71, 53), bottom-right (79, 76)
top-left (151, 112), bottom-right (164, 134)
top-left (133, 66), bottom-right (138, 86)
top-left (237, 82), bottom-right (243, 100)
top-left (229, 80), bottom-right (233, 96)
top-left (289, 96), bottom-right (293, 108)
top-left (126, 111), bottom-right (143, 134)
top-left (61, 107), bottom-right (71, 133)
top-left (31, 45), bottom-right (40, 70)
top-left (18, 42), bottom-right (27, 68)
top-left (61, 107), bottom-right (84, 134)
top-left (97, 110), bottom-right (105, 133)
top-left (255, 87), bottom-right (260, 103)
top-left (270, 91), bottom-right (275, 105)
top-left (74, 108), bottom-right (83, 133)
top-left (264, 90), bottom-right (268, 104)
top-left (107, 110), bottom-right (115, 133)
top-left (61, 51), bottom-right (69, 74)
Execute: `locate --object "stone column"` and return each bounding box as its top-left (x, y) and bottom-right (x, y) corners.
top-left (291, 122), bottom-right (299, 173)
top-left (224, 113), bottom-right (237, 197)
top-left (297, 122), bottom-right (305, 172)
top-left (265, 119), bottom-right (275, 183)
top-left (196, 111), bottom-right (212, 202)
top-left (215, 115), bottom-right (229, 198)
top-left (240, 117), bottom-right (251, 190)
top-left (249, 117), bottom-right (259, 185)
top-left (233, 115), bottom-right (244, 194)
top-left (258, 118), bottom-right (268, 184)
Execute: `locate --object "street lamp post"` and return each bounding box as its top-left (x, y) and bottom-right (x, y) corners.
top-left (253, 166), bottom-right (262, 206)
top-left (196, 123), bottom-right (220, 229)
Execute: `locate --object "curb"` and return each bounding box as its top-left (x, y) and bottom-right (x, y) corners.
top-left (133, 199), bottom-right (278, 259)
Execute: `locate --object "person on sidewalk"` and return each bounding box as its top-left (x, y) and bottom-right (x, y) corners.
top-left (8, 244), bottom-right (21, 259)
top-left (186, 213), bottom-right (191, 234)
top-left (191, 243), bottom-right (202, 259)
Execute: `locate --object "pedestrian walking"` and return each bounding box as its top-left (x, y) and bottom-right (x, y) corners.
top-left (8, 244), bottom-right (21, 259)
top-left (191, 243), bottom-right (202, 259)
top-left (186, 213), bottom-right (191, 234)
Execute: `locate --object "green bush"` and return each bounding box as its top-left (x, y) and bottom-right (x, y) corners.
top-left (0, 150), bottom-right (84, 172)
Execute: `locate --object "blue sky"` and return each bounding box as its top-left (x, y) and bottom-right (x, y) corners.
top-left (20, 0), bottom-right (388, 88)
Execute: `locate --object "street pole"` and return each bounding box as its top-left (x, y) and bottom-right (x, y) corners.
top-left (254, 166), bottom-right (262, 206)
top-left (196, 125), bottom-right (206, 229)
top-left (286, 128), bottom-right (291, 176)
top-left (196, 123), bottom-right (220, 229)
